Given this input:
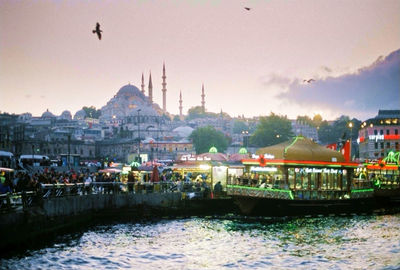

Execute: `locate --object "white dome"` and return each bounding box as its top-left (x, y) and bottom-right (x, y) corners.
top-left (100, 83), bottom-right (162, 121)
top-left (173, 126), bottom-right (194, 138)
top-left (60, 110), bottom-right (72, 120)
top-left (73, 109), bottom-right (87, 120)
top-left (41, 109), bottom-right (55, 119)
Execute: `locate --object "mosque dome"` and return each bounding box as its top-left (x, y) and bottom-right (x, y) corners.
top-left (116, 84), bottom-right (144, 98)
top-left (18, 113), bottom-right (32, 122)
top-left (41, 109), bottom-right (55, 119)
top-left (173, 126), bottom-right (194, 138)
top-left (100, 83), bottom-right (161, 121)
top-left (60, 110), bottom-right (72, 120)
top-left (73, 109), bottom-right (87, 120)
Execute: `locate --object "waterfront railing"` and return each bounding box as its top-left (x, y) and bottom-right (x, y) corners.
top-left (0, 181), bottom-right (210, 213)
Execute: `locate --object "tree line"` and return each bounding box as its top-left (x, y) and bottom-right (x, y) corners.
top-left (189, 113), bottom-right (361, 154)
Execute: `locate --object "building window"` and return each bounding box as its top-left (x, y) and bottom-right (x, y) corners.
top-left (80, 149), bottom-right (83, 155)
top-left (374, 143), bottom-right (378, 149)
top-left (386, 142), bottom-right (390, 148)
top-left (381, 153), bottom-right (385, 157)
top-left (396, 142), bottom-right (399, 150)
top-left (395, 129), bottom-right (398, 135)
top-left (380, 129), bottom-right (383, 135)
top-left (374, 130), bottom-right (377, 135)
top-left (89, 150), bottom-right (92, 156)
top-left (380, 142), bottom-right (384, 149)
top-left (386, 130), bottom-right (390, 135)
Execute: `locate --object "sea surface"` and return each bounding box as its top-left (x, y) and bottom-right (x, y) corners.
top-left (1, 214), bottom-right (400, 269)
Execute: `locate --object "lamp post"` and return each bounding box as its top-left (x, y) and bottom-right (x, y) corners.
top-left (137, 109), bottom-right (141, 163)
top-left (67, 133), bottom-right (71, 169)
top-left (348, 122), bottom-right (353, 161)
top-left (32, 144), bottom-right (34, 165)
top-left (242, 130), bottom-right (249, 148)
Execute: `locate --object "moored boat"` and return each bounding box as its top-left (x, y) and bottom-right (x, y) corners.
top-left (226, 136), bottom-right (375, 216)
top-left (363, 151), bottom-right (400, 209)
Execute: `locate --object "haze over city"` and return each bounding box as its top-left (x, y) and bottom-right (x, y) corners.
top-left (1, 0), bottom-right (399, 120)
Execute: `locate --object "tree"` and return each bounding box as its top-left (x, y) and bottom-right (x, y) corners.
top-left (82, 106), bottom-right (101, 119)
top-left (173, 115), bottom-right (181, 122)
top-left (189, 126), bottom-right (231, 154)
top-left (186, 106), bottom-right (206, 120)
top-left (318, 115), bottom-right (361, 144)
top-left (250, 113), bottom-right (293, 147)
top-left (312, 114), bottom-right (323, 128)
top-left (186, 106), bottom-right (231, 120)
top-left (296, 115), bottom-right (314, 127)
top-left (232, 120), bottom-right (248, 134)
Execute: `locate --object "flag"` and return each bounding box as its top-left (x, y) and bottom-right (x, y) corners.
top-left (341, 140), bottom-right (351, 162)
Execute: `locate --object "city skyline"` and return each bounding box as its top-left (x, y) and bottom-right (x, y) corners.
top-left (1, 0), bottom-right (399, 121)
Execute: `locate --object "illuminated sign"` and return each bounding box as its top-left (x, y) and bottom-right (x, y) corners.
top-left (360, 134), bottom-right (400, 143)
top-left (369, 135), bottom-right (384, 141)
top-left (305, 168), bottom-right (322, 173)
top-left (180, 155), bottom-right (211, 161)
top-left (199, 164), bottom-right (211, 170)
top-left (252, 154), bottom-right (275, 159)
top-left (301, 168), bottom-right (340, 174)
top-left (250, 167), bottom-right (278, 172)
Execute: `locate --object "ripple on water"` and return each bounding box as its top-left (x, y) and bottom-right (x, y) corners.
top-left (1, 215), bottom-right (400, 270)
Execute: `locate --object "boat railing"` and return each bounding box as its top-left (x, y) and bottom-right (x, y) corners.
top-left (372, 178), bottom-right (400, 190)
top-left (228, 176), bottom-right (374, 200)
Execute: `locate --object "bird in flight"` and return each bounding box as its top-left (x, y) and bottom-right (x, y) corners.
top-left (92, 22), bottom-right (102, 40)
top-left (244, 7), bottom-right (251, 11)
top-left (303, 79), bottom-right (315, 83)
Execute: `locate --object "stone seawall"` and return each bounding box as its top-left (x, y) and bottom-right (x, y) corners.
top-left (1, 192), bottom-right (235, 255)
top-left (42, 192), bottom-right (183, 217)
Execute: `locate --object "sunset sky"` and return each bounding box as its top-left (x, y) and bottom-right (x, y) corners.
top-left (0, 0), bottom-right (399, 121)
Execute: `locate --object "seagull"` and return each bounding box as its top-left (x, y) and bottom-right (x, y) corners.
top-left (244, 7), bottom-right (251, 11)
top-left (92, 22), bottom-right (102, 40)
top-left (303, 79), bottom-right (315, 83)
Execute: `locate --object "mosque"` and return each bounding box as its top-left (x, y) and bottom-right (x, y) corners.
top-left (98, 63), bottom-right (206, 126)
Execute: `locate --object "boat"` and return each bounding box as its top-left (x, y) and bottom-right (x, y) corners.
top-left (226, 136), bottom-right (375, 216)
top-left (363, 151), bottom-right (400, 209)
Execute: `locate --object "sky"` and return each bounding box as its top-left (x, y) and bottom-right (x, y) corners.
top-left (0, 0), bottom-right (399, 121)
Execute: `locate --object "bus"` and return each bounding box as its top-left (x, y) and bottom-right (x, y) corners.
top-left (19, 155), bottom-right (50, 167)
top-left (0, 151), bottom-right (15, 169)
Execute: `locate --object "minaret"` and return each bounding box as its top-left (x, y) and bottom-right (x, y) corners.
top-left (141, 73), bottom-right (145, 95)
top-left (179, 91), bottom-right (183, 120)
top-left (201, 84), bottom-right (205, 113)
top-left (148, 72), bottom-right (153, 104)
top-left (162, 63), bottom-right (167, 113)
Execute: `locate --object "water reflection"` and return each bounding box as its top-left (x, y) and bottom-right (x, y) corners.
top-left (2, 214), bottom-right (400, 269)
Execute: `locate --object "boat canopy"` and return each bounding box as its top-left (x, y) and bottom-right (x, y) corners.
top-left (255, 136), bottom-right (346, 163)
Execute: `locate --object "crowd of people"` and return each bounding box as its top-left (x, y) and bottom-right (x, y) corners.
top-left (0, 168), bottom-right (119, 194)
top-left (0, 168), bottom-right (224, 198)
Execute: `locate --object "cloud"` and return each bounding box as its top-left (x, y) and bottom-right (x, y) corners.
top-left (278, 49), bottom-right (400, 119)
top-left (260, 73), bottom-right (293, 88)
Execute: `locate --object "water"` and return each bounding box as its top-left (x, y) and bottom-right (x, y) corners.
top-left (2, 214), bottom-right (400, 269)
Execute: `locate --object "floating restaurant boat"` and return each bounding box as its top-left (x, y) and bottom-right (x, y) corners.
top-left (226, 136), bottom-right (375, 216)
top-left (363, 151), bottom-right (400, 208)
